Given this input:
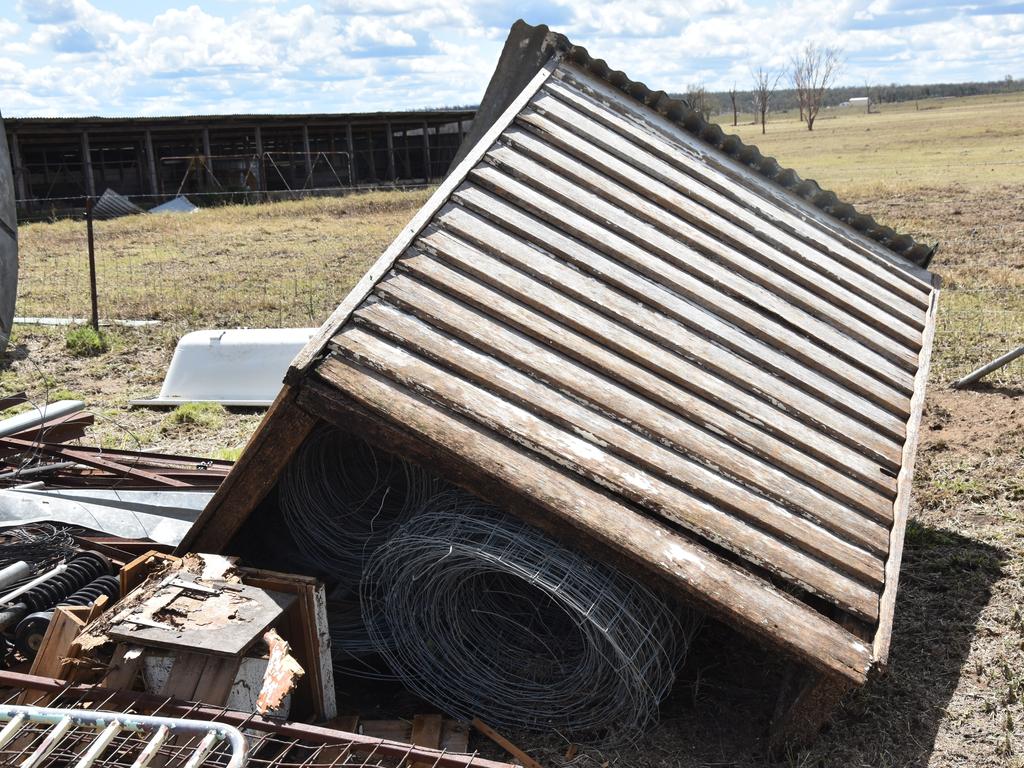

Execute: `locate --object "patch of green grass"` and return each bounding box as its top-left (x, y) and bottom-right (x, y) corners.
top-left (65, 326), bottom-right (109, 357)
top-left (45, 388), bottom-right (84, 402)
top-left (161, 402), bottom-right (226, 432)
top-left (212, 446), bottom-right (243, 462)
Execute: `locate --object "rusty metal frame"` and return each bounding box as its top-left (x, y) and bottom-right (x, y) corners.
top-left (0, 671), bottom-right (516, 768)
top-left (0, 702), bottom-right (248, 768)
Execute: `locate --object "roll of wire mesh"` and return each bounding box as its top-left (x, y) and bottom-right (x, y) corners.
top-left (360, 492), bottom-right (696, 745)
top-left (279, 427), bottom-right (438, 677)
top-left (278, 426), bottom-right (439, 588)
top-left (326, 597), bottom-right (397, 680)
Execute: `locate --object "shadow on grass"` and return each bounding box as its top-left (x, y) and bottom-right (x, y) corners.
top-left (629, 520), bottom-right (1006, 768)
top-left (780, 520), bottom-right (1006, 767)
top-left (0, 340), bottom-right (29, 367)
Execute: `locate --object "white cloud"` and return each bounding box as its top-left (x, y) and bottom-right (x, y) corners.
top-left (0, 0), bottom-right (1021, 117)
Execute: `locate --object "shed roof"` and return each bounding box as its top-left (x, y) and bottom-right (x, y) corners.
top-left (183, 25), bottom-right (939, 685)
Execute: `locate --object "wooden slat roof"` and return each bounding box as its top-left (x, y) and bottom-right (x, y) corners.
top-left (294, 57), bottom-right (940, 683)
top-left (185, 46), bottom-right (939, 685)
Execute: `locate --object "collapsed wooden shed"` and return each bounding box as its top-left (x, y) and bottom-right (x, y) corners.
top-left (181, 20), bottom-right (940, 736)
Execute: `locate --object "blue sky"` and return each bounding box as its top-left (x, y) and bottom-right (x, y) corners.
top-left (0, 1), bottom-right (1022, 117)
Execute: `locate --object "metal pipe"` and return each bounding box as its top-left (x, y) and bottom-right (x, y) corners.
top-left (22, 714), bottom-right (73, 768)
top-left (0, 561), bottom-right (31, 590)
top-left (0, 705), bottom-right (247, 768)
top-left (0, 400), bottom-right (85, 438)
top-left (0, 461), bottom-right (77, 480)
top-left (182, 730), bottom-right (219, 768)
top-left (0, 563), bottom-right (66, 605)
top-left (73, 719), bottom-right (122, 768)
top-left (0, 712), bottom-right (25, 750)
top-left (130, 724), bottom-right (168, 768)
top-left (952, 344), bottom-right (1024, 389)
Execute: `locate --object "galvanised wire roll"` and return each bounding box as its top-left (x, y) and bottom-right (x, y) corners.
top-left (326, 597), bottom-right (399, 680)
top-left (278, 426), bottom-right (439, 590)
top-left (360, 493), bottom-right (697, 745)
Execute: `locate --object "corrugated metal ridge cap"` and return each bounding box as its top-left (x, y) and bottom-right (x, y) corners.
top-left (533, 27), bottom-right (936, 269)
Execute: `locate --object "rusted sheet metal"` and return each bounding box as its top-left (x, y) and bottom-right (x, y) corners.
top-left (190, 23), bottom-right (939, 684)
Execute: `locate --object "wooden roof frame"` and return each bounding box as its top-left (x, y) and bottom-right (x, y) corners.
top-left (180, 34), bottom-right (940, 689)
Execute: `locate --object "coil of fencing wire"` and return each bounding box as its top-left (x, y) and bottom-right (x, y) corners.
top-left (360, 493), bottom-right (698, 745)
top-left (326, 597), bottom-right (399, 680)
top-left (278, 426), bottom-right (439, 589)
top-left (279, 427), bottom-right (439, 677)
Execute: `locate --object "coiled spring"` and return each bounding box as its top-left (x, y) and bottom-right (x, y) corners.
top-left (61, 574), bottom-right (120, 607)
top-left (19, 553), bottom-right (112, 612)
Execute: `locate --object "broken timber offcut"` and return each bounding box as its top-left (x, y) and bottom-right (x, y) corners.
top-left (182, 21), bottom-right (940, 688)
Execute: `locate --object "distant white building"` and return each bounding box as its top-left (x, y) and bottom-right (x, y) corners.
top-left (840, 96), bottom-right (871, 108)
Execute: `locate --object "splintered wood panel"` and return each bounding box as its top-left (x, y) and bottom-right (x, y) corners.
top-left (107, 580), bottom-right (296, 656)
top-left (290, 60), bottom-right (938, 683)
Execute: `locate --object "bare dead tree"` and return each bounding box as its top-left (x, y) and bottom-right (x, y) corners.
top-left (791, 42), bottom-right (842, 131)
top-left (729, 83), bottom-right (738, 126)
top-left (862, 78), bottom-right (875, 113)
top-left (751, 66), bottom-right (781, 134)
top-left (685, 82), bottom-right (716, 121)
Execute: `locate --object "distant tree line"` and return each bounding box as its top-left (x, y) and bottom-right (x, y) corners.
top-left (671, 73), bottom-right (1023, 129)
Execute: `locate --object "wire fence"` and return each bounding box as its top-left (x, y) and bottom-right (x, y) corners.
top-left (935, 288), bottom-right (1024, 388)
top-left (13, 186), bottom-right (429, 329)
top-left (11, 192), bottom-right (1023, 388)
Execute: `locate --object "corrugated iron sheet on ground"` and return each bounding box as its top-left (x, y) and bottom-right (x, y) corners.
top-left (92, 188), bottom-right (145, 220)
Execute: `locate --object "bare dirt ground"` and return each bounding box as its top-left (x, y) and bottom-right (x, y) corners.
top-left (3, 110), bottom-right (1024, 765)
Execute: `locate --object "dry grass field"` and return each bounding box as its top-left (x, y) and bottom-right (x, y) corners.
top-left (3, 90), bottom-right (1024, 766)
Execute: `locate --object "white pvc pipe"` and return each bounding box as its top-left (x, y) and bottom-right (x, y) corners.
top-left (0, 400), bottom-right (85, 438)
top-left (0, 561), bottom-right (31, 591)
top-left (0, 563), bottom-right (66, 605)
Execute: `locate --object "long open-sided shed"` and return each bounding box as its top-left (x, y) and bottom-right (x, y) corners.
top-left (181, 21), bottom-right (940, 735)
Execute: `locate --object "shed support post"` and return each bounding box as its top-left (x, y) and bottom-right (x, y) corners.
top-left (254, 126), bottom-right (265, 200)
top-left (10, 132), bottom-right (28, 204)
top-left (421, 121), bottom-right (431, 182)
top-left (345, 124), bottom-right (355, 186)
top-left (144, 130), bottom-right (159, 197)
top-left (385, 122), bottom-right (396, 183)
top-left (302, 125), bottom-right (313, 190)
top-left (81, 131), bottom-right (96, 199)
top-left (365, 129), bottom-right (377, 182)
top-left (201, 128), bottom-right (215, 190)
